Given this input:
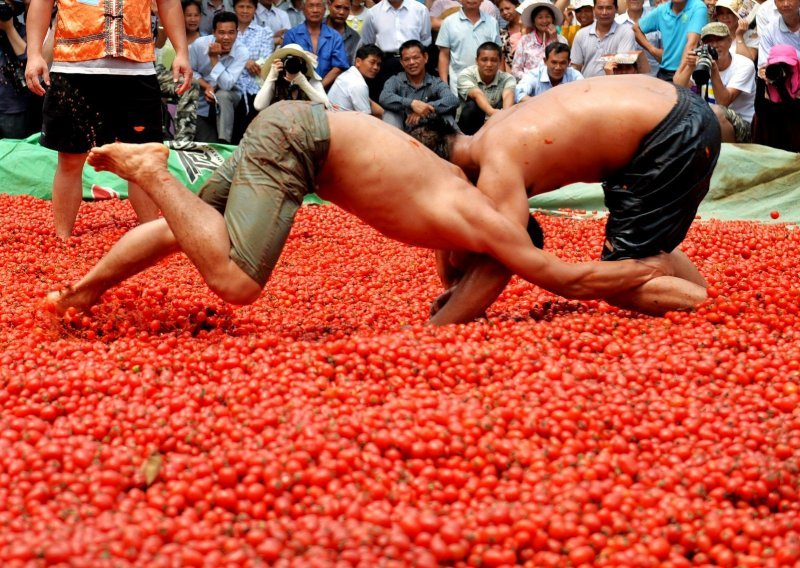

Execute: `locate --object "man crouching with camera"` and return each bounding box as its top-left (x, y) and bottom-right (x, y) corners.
top-left (674, 22), bottom-right (756, 143)
top-left (253, 43), bottom-right (330, 110)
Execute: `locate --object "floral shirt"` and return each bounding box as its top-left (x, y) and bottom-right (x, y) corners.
top-left (511, 31), bottom-right (568, 80)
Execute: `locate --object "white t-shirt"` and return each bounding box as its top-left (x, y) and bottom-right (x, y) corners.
top-left (328, 66), bottom-right (371, 113)
top-left (706, 53), bottom-right (756, 123)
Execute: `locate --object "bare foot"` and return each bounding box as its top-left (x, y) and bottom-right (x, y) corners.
top-left (87, 143), bottom-right (170, 184)
top-left (41, 286), bottom-right (99, 316)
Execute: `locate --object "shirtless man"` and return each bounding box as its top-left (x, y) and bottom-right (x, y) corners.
top-left (419, 74), bottom-right (721, 324)
top-left (46, 100), bottom-right (670, 323)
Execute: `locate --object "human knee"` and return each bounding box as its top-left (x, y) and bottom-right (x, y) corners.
top-left (207, 272), bottom-right (262, 305)
top-left (58, 152), bottom-right (87, 172)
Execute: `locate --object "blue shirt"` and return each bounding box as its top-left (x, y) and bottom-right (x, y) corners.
top-left (515, 65), bottom-right (583, 101)
top-left (236, 22), bottom-right (275, 95)
top-left (639, 0), bottom-right (707, 72)
top-left (282, 23), bottom-right (350, 80)
top-left (190, 35), bottom-right (249, 117)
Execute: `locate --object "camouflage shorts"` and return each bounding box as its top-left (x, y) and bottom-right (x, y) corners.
top-left (197, 101), bottom-right (330, 286)
top-left (156, 64), bottom-right (199, 143)
top-left (720, 106), bottom-right (752, 143)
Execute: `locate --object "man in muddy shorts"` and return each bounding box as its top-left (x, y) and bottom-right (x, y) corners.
top-left (44, 100), bottom-right (676, 324)
top-left (415, 75), bottom-right (721, 324)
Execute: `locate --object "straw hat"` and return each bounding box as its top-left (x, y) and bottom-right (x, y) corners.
top-left (261, 44), bottom-right (322, 81)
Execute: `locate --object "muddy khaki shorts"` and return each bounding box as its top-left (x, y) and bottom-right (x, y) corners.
top-left (601, 86), bottom-right (721, 261)
top-left (198, 101), bottom-right (330, 286)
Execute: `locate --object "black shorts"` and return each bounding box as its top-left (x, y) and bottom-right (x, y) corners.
top-left (41, 72), bottom-right (162, 154)
top-left (601, 86), bottom-right (721, 261)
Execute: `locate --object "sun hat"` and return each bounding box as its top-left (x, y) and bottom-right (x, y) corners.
top-left (714, 0), bottom-right (741, 18)
top-left (571, 0), bottom-right (594, 11)
top-left (700, 22), bottom-right (730, 39)
top-left (517, 0), bottom-right (564, 28)
top-left (261, 44), bottom-right (322, 81)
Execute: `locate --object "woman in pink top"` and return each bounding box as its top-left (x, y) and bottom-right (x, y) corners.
top-left (511, 0), bottom-right (568, 80)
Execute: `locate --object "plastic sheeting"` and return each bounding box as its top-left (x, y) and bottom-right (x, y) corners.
top-left (0, 137), bottom-right (797, 219)
top-left (529, 144), bottom-right (800, 222)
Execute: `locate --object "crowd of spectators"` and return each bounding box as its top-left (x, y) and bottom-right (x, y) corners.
top-left (3, 0), bottom-right (800, 152)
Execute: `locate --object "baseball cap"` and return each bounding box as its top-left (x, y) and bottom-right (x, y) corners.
top-left (700, 22), bottom-right (731, 39)
top-left (767, 44), bottom-right (799, 66)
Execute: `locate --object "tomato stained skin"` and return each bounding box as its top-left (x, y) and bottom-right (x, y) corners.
top-left (2, 197), bottom-right (800, 566)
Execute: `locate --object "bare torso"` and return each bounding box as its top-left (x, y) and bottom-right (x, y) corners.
top-left (469, 75), bottom-right (679, 196)
top-left (315, 112), bottom-right (481, 250)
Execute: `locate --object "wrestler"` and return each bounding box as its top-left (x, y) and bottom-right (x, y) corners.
top-left (415, 74), bottom-right (721, 324)
top-left (45, 100), bottom-right (670, 321)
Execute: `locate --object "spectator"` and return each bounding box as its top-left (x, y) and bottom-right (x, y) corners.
top-left (328, 43), bottom-right (384, 115)
top-left (234, 0), bottom-right (274, 134)
top-left (511, 0), bottom-right (569, 80)
top-left (255, 0), bottom-right (291, 45)
top-left (430, 0), bottom-right (501, 32)
top-left (200, 0), bottom-right (233, 34)
top-left (327, 0), bottom-right (360, 65)
top-left (515, 40), bottom-right (583, 100)
top-left (713, 0), bottom-right (757, 61)
top-left (757, 0), bottom-right (800, 69)
top-left (254, 43), bottom-right (331, 107)
top-left (756, 0), bottom-right (780, 36)
top-left (616, 0), bottom-right (662, 76)
top-left (156, 0), bottom-right (203, 142)
top-left (379, 38), bottom-right (458, 131)
top-left (752, 44), bottom-right (800, 151)
top-left (283, 0), bottom-right (349, 88)
top-left (571, 0), bottom-right (644, 77)
top-left (358, 0), bottom-right (432, 96)
top-left (634, 0), bottom-right (707, 81)
top-left (456, 41), bottom-right (515, 134)
top-left (674, 22), bottom-right (755, 142)
top-left (190, 11), bottom-right (248, 143)
top-left (24, 0), bottom-right (192, 239)
top-left (277, 0), bottom-right (305, 27)
top-left (497, 0), bottom-right (526, 71)
top-left (347, 0), bottom-right (368, 33)
top-left (0, 0), bottom-right (30, 139)
top-left (436, 0), bottom-right (501, 94)
top-left (562, 0), bottom-right (594, 46)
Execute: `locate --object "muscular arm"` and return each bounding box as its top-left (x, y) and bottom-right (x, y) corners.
top-left (428, 165), bottom-right (530, 326)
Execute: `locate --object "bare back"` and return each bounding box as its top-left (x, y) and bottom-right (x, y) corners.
top-left (316, 112), bottom-right (488, 250)
top-left (470, 75), bottom-right (679, 196)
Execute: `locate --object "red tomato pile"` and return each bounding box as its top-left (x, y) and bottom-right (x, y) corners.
top-left (0, 193), bottom-right (799, 567)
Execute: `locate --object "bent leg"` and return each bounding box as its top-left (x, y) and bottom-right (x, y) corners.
top-left (88, 143), bottom-right (262, 305)
top-left (604, 249), bottom-right (707, 314)
top-left (52, 152), bottom-right (87, 239)
top-left (47, 218), bottom-right (180, 314)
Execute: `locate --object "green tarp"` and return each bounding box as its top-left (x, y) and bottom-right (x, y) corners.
top-left (1, 136), bottom-right (797, 220)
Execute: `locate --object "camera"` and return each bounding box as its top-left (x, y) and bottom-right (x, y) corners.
top-left (282, 55), bottom-right (307, 76)
top-left (0, 3), bottom-right (14, 21)
top-left (765, 62), bottom-right (791, 85)
top-left (691, 44), bottom-right (719, 86)
top-left (0, 0), bottom-right (23, 21)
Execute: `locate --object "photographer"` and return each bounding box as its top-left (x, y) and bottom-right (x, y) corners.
top-left (253, 43), bottom-right (330, 109)
top-left (752, 44), bottom-right (800, 152)
top-left (0, 0), bottom-right (30, 139)
top-left (674, 22), bottom-right (755, 142)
